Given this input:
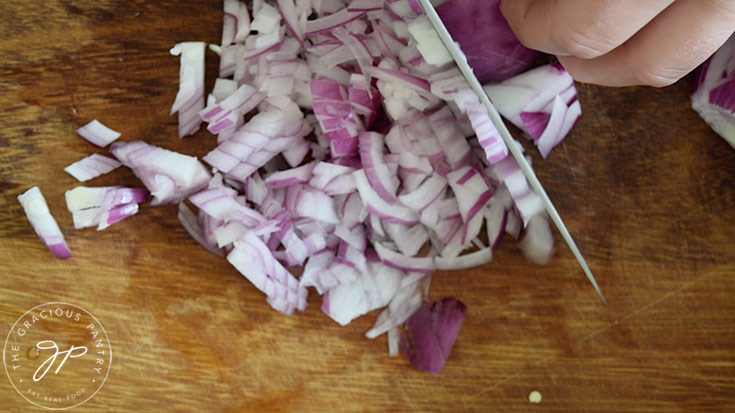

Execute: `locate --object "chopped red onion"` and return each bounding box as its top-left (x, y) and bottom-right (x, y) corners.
top-left (65, 186), bottom-right (148, 230)
top-left (251, 2), bottom-right (282, 34)
top-left (447, 166), bottom-right (492, 245)
top-left (228, 232), bottom-right (308, 315)
top-left (485, 200), bottom-right (507, 250)
top-left (692, 34), bottom-right (735, 148)
top-left (435, 247), bottom-right (491, 270)
top-left (375, 242), bottom-right (435, 273)
top-left (504, 211), bottom-right (521, 240)
top-left (221, 0), bottom-right (250, 46)
top-left (76, 120), bottom-right (121, 148)
top-left (365, 273), bottom-right (428, 338)
top-left (400, 297), bottom-right (466, 374)
top-left (49, 0), bottom-right (588, 374)
top-left (276, 0), bottom-right (306, 46)
top-left (18, 187), bottom-right (72, 259)
top-left (64, 154), bottom-right (122, 182)
top-left (178, 202), bottom-right (225, 257)
top-left (110, 140), bottom-right (211, 205)
top-left (492, 157), bottom-right (529, 200)
top-left (519, 213), bottom-right (555, 265)
top-left (305, 8), bottom-right (367, 35)
top-left (397, 173), bottom-right (447, 212)
top-left (484, 64), bottom-right (581, 158)
top-left (265, 161), bottom-right (317, 187)
top-left (387, 327), bottom-right (400, 356)
top-left (170, 42), bottom-right (206, 137)
top-left (359, 132), bottom-right (399, 203)
top-left (322, 261), bottom-right (402, 325)
top-left (407, 15), bottom-right (453, 66)
top-left (354, 169), bottom-right (419, 225)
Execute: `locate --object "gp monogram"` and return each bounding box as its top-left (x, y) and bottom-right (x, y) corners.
top-left (3, 302), bottom-right (112, 410)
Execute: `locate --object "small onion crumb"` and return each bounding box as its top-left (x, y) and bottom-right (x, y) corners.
top-left (528, 390), bottom-right (542, 404)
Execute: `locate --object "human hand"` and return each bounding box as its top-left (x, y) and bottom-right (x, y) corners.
top-left (500, 0), bottom-right (735, 87)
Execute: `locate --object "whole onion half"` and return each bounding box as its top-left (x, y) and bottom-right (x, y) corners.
top-left (435, 0), bottom-right (539, 83)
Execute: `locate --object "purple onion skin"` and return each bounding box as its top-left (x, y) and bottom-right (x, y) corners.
top-left (436, 0), bottom-right (539, 83)
top-left (400, 297), bottom-right (467, 374)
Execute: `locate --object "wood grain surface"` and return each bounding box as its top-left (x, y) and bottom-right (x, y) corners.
top-left (2, 1), bottom-right (735, 412)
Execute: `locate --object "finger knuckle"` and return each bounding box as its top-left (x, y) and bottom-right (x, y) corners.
top-left (509, 24), bottom-right (536, 49)
top-left (635, 65), bottom-right (685, 88)
top-left (554, 28), bottom-right (615, 59)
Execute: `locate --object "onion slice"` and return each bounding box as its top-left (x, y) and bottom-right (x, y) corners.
top-left (170, 42), bottom-right (206, 138)
top-left (64, 154), bottom-right (121, 182)
top-left (18, 187), bottom-right (72, 259)
top-left (76, 120), bottom-right (121, 148)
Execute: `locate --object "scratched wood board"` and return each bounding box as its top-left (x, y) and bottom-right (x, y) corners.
top-left (1, 1), bottom-right (735, 411)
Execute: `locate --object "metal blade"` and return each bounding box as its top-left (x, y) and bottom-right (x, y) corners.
top-left (418, 0), bottom-right (606, 304)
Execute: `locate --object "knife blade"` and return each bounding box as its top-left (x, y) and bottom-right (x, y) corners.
top-left (418, 0), bottom-right (606, 304)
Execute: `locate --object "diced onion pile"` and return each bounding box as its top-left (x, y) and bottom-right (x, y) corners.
top-left (18, 0), bottom-right (587, 374)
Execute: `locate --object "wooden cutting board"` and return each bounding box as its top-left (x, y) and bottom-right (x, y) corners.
top-left (2, 1), bottom-right (734, 411)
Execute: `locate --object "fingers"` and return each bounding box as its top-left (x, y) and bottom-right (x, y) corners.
top-left (500, 0), bottom-right (675, 59)
top-left (558, 0), bottom-right (735, 86)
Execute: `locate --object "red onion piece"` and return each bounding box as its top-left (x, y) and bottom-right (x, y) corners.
top-left (484, 64), bottom-right (581, 157)
top-left (228, 232), bottom-right (308, 315)
top-left (429, 70), bottom-right (509, 164)
top-left (407, 15), bottom-right (453, 67)
top-left (375, 242), bottom-right (435, 273)
top-left (485, 200), bottom-right (507, 250)
top-left (64, 153), bottom-right (122, 182)
top-left (400, 297), bottom-right (467, 374)
top-left (251, 2), bottom-right (282, 34)
top-left (18, 187), bottom-right (71, 259)
top-left (447, 166), bottom-right (492, 245)
top-left (65, 186), bottom-right (148, 230)
top-left (170, 42), bottom-right (206, 137)
top-left (178, 202), bottom-right (225, 257)
top-left (435, 247), bottom-right (492, 270)
top-left (305, 8), bottom-right (367, 35)
top-left (388, 327), bottom-right (400, 356)
top-left (110, 140), bottom-right (211, 205)
top-left (76, 120), bottom-right (121, 148)
top-left (353, 169), bottom-right (419, 225)
top-left (691, 34), bottom-right (735, 147)
top-left (359, 131), bottom-right (399, 203)
top-left (519, 213), bottom-right (555, 264)
top-left (276, 0), bottom-right (306, 46)
top-left (265, 161), bottom-right (317, 187)
top-left (492, 157), bottom-right (529, 200)
top-left (222, 0), bottom-right (250, 45)
top-left (428, 107), bottom-right (471, 169)
top-left (365, 274), bottom-right (428, 339)
top-left (322, 261), bottom-right (402, 325)
top-left (505, 209), bottom-right (522, 239)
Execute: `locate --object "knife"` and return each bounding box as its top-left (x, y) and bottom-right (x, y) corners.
top-left (418, 0), bottom-right (607, 304)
